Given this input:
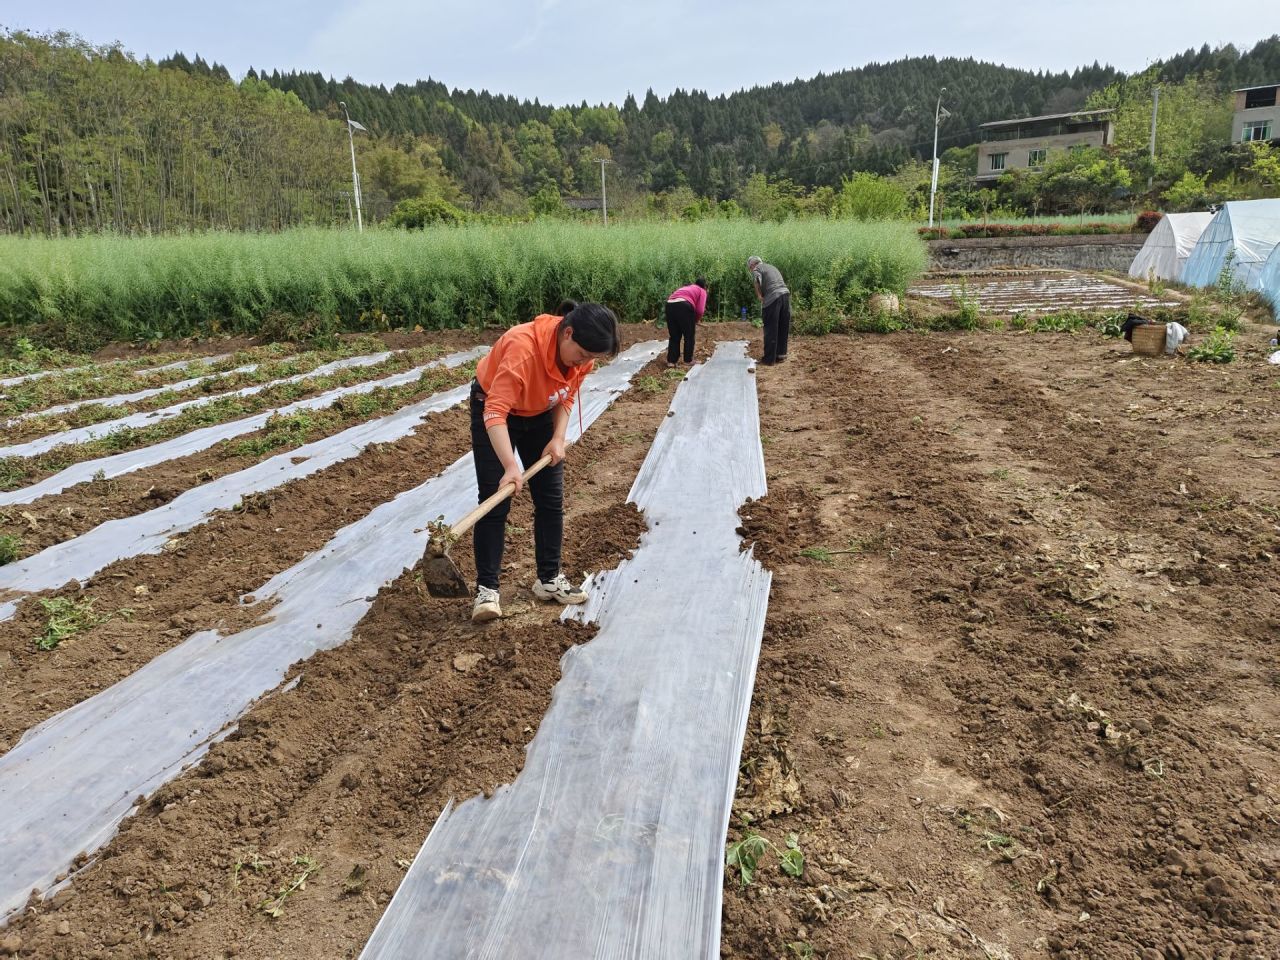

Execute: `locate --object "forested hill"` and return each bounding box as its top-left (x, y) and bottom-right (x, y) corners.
top-left (250, 37), bottom-right (1279, 197)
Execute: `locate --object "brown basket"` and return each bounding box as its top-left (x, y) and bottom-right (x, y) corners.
top-left (1131, 322), bottom-right (1167, 356)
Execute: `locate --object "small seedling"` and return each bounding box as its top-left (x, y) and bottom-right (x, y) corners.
top-left (260, 855), bottom-right (319, 918)
top-left (786, 942), bottom-right (815, 959)
top-left (425, 515), bottom-right (457, 553)
top-left (231, 853), bottom-right (268, 887)
top-left (725, 830), bottom-right (806, 885)
top-left (0, 534), bottom-right (20, 565)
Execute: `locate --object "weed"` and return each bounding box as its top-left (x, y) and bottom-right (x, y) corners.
top-left (260, 855), bottom-right (320, 918)
top-left (800, 547), bottom-right (833, 564)
top-left (35, 596), bottom-right (112, 650)
top-left (0, 533), bottom-right (20, 565)
top-left (635, 375), bottom-right (663, 394)
top-left (990, 468), bottom-right (1010, 481)
top-left (231, 852), bottom-right (268, 887)
top-left (787, 942), bottom-right (815, 959)
top-left (725, 831), bottom-right (806, 885)
top-left (1187, 327), bottom-right (1236, 364)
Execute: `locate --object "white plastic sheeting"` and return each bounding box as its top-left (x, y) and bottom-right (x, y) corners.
top-left (0, 353), bottom-right (232, 391)
top-left (360, 342), bottom-right (770, 960)
top-left (0, 341), bottom-right (662, 923)
top-left (4, 359), bottom-right (272, 425)
top-left (1181, 199), bottom-right (1280, 291)
top-left (1127, 213), bottom-right (1213, 282)
top-left (0, 348), bottom-right (486, 509)
top-left (0, 352), bottom-right (400, 459)
top-left (1260, 242), bottom-right (1280, 320)
top-left (0, 383), bottom-right (473, 623)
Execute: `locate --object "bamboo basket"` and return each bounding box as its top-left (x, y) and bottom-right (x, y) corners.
top-left (1131, 322), bottom-right (1167, 357)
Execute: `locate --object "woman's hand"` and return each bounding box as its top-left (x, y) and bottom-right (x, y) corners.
top-left (542, 436), bottom-right (567, 466)
top-left (499, 461), bottom-right (525, 495)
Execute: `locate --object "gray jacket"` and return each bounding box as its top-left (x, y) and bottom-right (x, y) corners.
top-left (751, 261), bottom-right (789, 308)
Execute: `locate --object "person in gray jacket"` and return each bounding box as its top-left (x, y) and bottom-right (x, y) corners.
top-left (747, 256), bottom-right (790, 365)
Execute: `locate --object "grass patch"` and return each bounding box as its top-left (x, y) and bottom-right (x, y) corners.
top-left (34, 596), bottom-right (123, 650)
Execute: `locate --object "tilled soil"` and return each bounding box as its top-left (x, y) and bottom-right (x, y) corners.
top-left (2, 321), bottom-right (1278, 959)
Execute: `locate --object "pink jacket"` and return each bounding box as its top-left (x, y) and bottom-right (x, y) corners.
top-left (668, 284), bottom-right (707, 320)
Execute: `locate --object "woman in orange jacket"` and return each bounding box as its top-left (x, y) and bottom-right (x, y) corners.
top-left (469, 303), bottom-right (620, 623)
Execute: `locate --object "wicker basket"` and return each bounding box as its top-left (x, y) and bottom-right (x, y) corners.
top-left (1131, 322), bottom-right (1167, 357)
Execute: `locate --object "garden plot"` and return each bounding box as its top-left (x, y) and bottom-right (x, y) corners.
top-left (362, 343), bottom-right (768, 959)
top-left (4, 359), bottom-right (267, 425)
top-left (0, 323), bottom-right (1276, 960)
top-left (0, 351), bottom-right (405, 458)
top-left (0, 347), bottom-right (486, 507)
top-left (910, 270), bottom-right (1183, 314)
top-left (0, 352), bottom-right (232, 391)
top-left (0, 342), bottom-right (662, 922)
top-left (0, 381), bottom-right (475, 622)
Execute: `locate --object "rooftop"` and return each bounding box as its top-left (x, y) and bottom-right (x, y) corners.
top-left (1233, 83), bottom-right (1280, 93)
top-left (980, 109), bottom-right (1114, 129)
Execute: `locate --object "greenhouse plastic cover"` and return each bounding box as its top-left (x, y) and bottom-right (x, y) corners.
top-left (5, 358), bottom-right (272, 425)
top-left (0, 341), bottom-right (661, 922)
top-left (1181, 199), bottom-right (1280, 291)
top-left (360, 341), bottom-right (769, 960)
top-left (0, 382), bottom-right (474, 623)
top-left (0, 352), bottom-right (232, 391)
top-left (0, 347), bottom-right (486, 508)
top-left (1127, 212), bottom-right (1213, 282)
top-left (1260, 242), bottom-right (1280, 320)
top-left (0, 351), bottom-right (401, 459)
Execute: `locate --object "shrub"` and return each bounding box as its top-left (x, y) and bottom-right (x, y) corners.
top-left (388, 196), bottom-right (469, 229)
top-left (1135, 210), bottom-right (1163, 233)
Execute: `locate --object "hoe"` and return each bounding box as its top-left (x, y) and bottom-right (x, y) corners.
top-left (421, 454), bottom-right (552, 597)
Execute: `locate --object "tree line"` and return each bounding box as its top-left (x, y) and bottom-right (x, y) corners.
top-left (1, 29), bottom-right (1277, 235)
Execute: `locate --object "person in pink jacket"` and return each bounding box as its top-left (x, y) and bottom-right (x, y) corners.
top-left (664, 277), bottom-right (708, 366)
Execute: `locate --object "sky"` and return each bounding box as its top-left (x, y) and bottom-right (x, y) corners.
top-left (3, 1), bottom-right (1273, 106)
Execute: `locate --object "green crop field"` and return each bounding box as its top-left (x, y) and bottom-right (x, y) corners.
top-left (0, 221), bottom-right (927, 349)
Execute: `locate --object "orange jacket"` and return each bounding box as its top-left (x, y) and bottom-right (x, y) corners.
top-left (475, 314), bottom-right (593, 428)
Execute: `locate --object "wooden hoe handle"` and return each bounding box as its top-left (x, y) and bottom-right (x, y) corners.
top-left (448, 454), bottom-right (554, 540)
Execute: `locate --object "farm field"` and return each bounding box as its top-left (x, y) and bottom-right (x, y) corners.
top-left (0, 315), bottom-right (1278, 959)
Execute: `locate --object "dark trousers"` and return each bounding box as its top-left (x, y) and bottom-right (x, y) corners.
top-left (470, 382), bottom-right (564, 589)
top-left (665, 299), bottom-right (697, 364)
top-left (762, 294), bottom-right (791, 364)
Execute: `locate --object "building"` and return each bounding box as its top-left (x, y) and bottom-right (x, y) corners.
top-left (975, 109), bottom-right (1115, 183)
top-left (1232, 84), bottom-right (1279, 144)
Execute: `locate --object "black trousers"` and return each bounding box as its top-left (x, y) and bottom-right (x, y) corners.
top-left (665, 300), bottom-right (697, 364)
top-left (470, 382), bottom-right (564, 589)
top-left (762, 294), bottom-right (791, 364)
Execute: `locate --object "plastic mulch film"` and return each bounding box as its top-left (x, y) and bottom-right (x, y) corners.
top-left (0, 341), bottom-right (662, 922)
top-left (0, 353), bottom-right (233, 391)
top-left (359, 341), bottom-right (769, 960)
top-left (4, 359), bottom-right (272, 425)
top-left (0, 347), bottom-right (487, 509)
top-left (0, 383), bottom-right (473, 623)
top-left (0, 351), bottom-right (402, 458)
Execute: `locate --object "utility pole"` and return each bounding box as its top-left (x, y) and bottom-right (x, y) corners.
top-left (339, 101), bottom-right (366, 232)
top-left (1147, 86), bottom-right (1160, 192)
top-left (595, 157), bottom-right (613, 226)
top-left (928, 88), bottom-right (949, 229)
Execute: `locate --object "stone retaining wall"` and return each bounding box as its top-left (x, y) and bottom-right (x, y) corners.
top-left (928, 233), bottom-right (1144, 272)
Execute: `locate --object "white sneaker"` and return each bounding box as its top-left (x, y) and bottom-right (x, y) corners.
top-left (532, 573), bottom-right (587, 605)
top-left (472, 585), bottom-right (502, 623)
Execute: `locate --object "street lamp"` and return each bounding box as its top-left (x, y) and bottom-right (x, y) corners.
top-left (595, 157), bottom-right (613, 226)
top-left (339, 101), bottom-right (367, 232)
top-left (928, 88), bottom-right (950, 229)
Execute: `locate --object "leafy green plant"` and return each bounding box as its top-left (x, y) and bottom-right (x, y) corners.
top-left (1187, 326), bottom-right (1236, 364)
top-left (1096, 313), bottom-right (1125, 338)
top-left (0, 534), bottom-right (20, 565)
top-left (34, 597), bottom-right (114, 650)
top-left (725, 830), bottom-right (806, 885)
